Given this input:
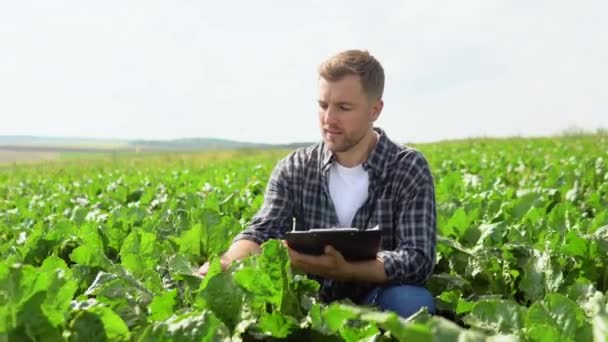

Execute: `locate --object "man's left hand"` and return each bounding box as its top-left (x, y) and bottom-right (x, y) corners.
top-left (282, 241), bottom-right (353, 281)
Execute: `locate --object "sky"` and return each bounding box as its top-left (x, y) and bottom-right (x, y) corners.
top-left (0, 1), bottom-right (606, 144)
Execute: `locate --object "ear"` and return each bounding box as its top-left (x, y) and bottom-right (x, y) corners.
top-left (369, 99), bottom-right (383, 122)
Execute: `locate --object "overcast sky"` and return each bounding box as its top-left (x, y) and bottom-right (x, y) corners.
top-left (1, 1), bottom-right (606, 144)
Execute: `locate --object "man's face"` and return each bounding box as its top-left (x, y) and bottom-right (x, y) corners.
top-left (317, 75), bottom-right (382, 153)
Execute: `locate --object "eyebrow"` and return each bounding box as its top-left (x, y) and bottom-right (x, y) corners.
top-left (317, 100), bottom-right (355, 107)
top-left (337, 102), bottom-right (354, 107)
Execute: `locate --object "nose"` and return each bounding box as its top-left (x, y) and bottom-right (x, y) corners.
top-left (322, 106), bottom-right (338, 126)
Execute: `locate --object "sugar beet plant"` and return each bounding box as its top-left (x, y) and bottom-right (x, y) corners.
top-left (1, 136), bottom-right (607, 341)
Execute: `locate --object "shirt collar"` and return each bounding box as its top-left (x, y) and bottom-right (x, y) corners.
top-left (321, 127), bottom-right (390, 176)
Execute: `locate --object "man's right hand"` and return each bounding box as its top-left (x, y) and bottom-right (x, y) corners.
top-left (196, 256), bottom-right (232, 277)
top-left (195, 239), bottom-right (262, 277)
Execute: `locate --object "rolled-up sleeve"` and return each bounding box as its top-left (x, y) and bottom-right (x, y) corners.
top-left (377, 156), bottom-right (437, 285)
top-left (232, 158), bottom-right (294, 245)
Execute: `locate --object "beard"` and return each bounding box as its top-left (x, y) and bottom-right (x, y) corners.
top-left (323, 128), bottom-right (368, 153)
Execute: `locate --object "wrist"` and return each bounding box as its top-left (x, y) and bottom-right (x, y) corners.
top-left (219, 255), bottom-right (234, 269)
top-left (342, 261), bottom-right (356, 281)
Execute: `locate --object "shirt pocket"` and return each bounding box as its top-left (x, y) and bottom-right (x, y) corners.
top-left (374, 198), bottom-right (394, 250)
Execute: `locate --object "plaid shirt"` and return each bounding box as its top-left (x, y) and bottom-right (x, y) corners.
top-left (233, 127), bottom-right (437, 303)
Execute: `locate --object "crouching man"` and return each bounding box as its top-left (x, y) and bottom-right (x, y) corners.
top-left (198, 49), bottom-right (436, 318)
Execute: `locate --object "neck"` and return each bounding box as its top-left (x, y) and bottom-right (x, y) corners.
top-left (335, 129), bottom-right (379, 167)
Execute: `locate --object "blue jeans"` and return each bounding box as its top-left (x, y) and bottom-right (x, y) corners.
top-left (358, 285), bottom-right (436, 318)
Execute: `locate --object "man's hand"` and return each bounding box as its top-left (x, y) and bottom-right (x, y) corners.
top-left (196, 256), bottom-right (233, 277)
top-left (195, 239), bottom-right (262, 277)
top-left (283, 241), bottom-right (353, 281)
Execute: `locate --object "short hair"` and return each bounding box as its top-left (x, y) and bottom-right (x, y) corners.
top-left (318, 49), bottom-right (385, 100)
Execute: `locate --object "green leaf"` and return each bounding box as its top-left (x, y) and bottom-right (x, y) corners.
top-left (103, 208), bottom-right (135, 252)
top-left (510, 192), bottom-right (542, 221)
top-left (593, 311), bottom-right (608, 341)
top-left (232, 240), bottom-right (292, 312)
top-left (519, 249), bottom-right (563, 302)
top-left (83, 269), bottom-right (153, 326)
top-left (167, 253), bottom-right (196, 279)
top-left (149, 289), bottom-right (177, 322)
top-left (589, 213), bottom-right (608, 234)
top-left (588, 292), bottom-right (607, 342)
top-left (175, 223), bottom-right (202, 259)
top-left (314, 303), bottom-right (434, 341)
top-left (91, 306), bottom-right (131, 341)
top-left (21, 230), bottom-right (55, 266)
top-left (167, 253), bottom-right (203, 295)
top-left (456, 298), bottom-right (476, 315)
top-left (429, 316), bottom-right (487, 341)
top-left (69, 225), bottom-right (112, 269)
top-left (70, 306), bottom-right (130, 341)
top-left (126, 189), bottom-right (144, 203)
top-left (119, 229), bottom-right (161, 277)
top-left (70, 245), bottom-right (110, 268)
top-left (308, 303), bottom-right (325, 333)
top-left (476, 222), bottom-right (507, 246)
top-left (594, 225), bottom-right (608, 254)
top-left (525, 293), bottom-right (591, 341)
top-left (322, 304), bottom-right (360, 332)
top-left (138, 310), bottom-right (230, 341)
top-left (445, 207), bottom-right (473, 239)
top-left (68, 224), bottom-right (112, 269)
top-left (37, 257), bottom-right (78, 328)
top-left (339, 321), bottom-right (380, 342)
top-left (567, 278), bottom-right (596, 307)
top-left (309, 303), bottom-right (359, 334)
top-left (0, 259), bottom-right (77, 338)
top-left (195, 271), bottom-right (243, 331)
top-left (392, 323), bottom-right (434, 341)
top-left (15, 291), bottom-right (64, 341)
top-left (196, 209), bottom-right (242, 258)
top-left (361, 309), bottom-right (434, 341)
top-left (465, 299), bottom-right (526, 334)
top-left (233, 265), bottom-right (277, 303)
top-left (427, 273), bottom-right (472, 295)
top-left (257, 311), bottom-right (298, 338)
top-left (198, 257), bottom-right (221, 290)
top-left (69, 311), bottom-right (110, 342)
top-left (561, 230), bottom-right (588, 257)
top-left (436, 290), bottom-right (475, 315)
top-left (525, 324), bottom-right (563, 342)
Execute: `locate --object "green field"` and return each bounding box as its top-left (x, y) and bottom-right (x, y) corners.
top-left (1, 135), bottom-right (607, 341)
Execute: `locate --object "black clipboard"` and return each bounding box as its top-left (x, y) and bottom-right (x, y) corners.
top-left (285, 226), bottom-right (381, 261)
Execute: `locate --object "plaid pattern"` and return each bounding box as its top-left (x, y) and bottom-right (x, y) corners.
top-left (233, 127), bottom-right (437, 303)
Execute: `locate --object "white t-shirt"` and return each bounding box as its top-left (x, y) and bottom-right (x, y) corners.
top-left (328, 162), bottom-right (369, 227)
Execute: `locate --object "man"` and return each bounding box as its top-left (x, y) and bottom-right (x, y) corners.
top-left (198, 49), bottom-right (436, 318)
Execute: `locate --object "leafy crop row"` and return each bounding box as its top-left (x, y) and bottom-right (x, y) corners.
top-left (1, 136), bottom-right (607, 341)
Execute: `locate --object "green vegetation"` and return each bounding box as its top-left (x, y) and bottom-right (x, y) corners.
top-left (1, 135), bottom-right (607, 341)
